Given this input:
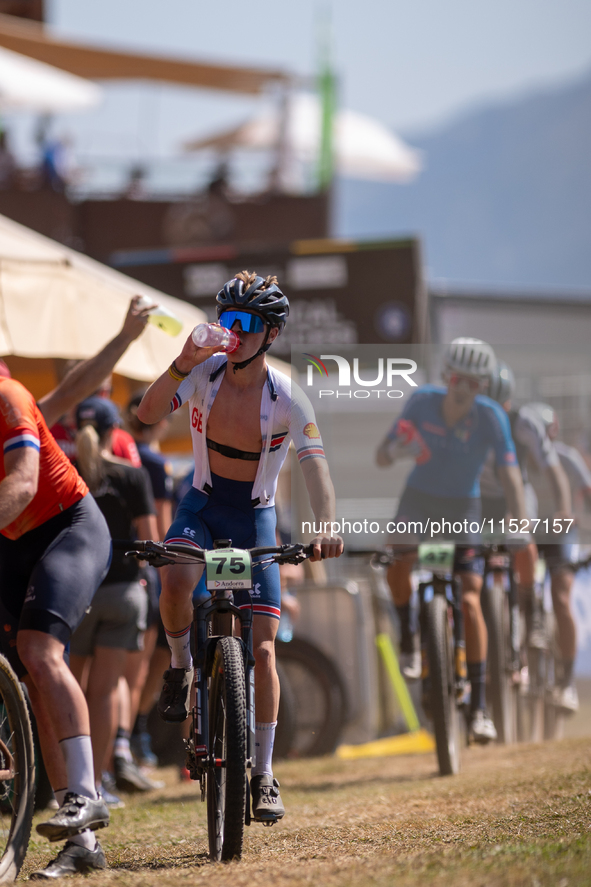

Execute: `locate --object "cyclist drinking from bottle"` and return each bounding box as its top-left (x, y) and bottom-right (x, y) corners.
top-left (376, 338), bottom-right (529, 744)
top-left (137, 271), bottom-right (343, 821)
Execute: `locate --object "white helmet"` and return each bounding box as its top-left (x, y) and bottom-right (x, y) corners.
top-left (444, 337), bottom-right (496, 378)
top-left (528, 402), bottom-right (557, 430)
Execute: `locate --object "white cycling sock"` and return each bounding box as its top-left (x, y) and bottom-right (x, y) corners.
top-left (165, 626), bottom-right (192, 669)
top-left (59, 735), bottom-right (97, 800)
top-left (69, 830), bottom-right (97, 851)
top-left (252, 722), bottom-right (277, 777)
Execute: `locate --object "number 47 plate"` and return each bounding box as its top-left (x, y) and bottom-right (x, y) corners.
top-left (204, 548), bottom-right (252, 591)
top-left (417, 543), bottom-right (455, 572)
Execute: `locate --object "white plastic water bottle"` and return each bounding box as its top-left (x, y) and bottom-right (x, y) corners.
top-left (191, 323), bottom-right (240, 353)
top-left (136, 295), bottom-right (183, 336)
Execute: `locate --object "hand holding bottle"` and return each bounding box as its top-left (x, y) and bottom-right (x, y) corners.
top-left (191, 323), bottom-right (239, 353)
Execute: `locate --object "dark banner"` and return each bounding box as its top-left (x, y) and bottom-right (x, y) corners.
top-left (112, 237), bottom-right (426, 357)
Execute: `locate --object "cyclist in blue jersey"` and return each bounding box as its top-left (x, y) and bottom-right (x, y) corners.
top-left (376, 338), bottom-right (529, 744)
top-left (137, 271), bottom-right (343, 821)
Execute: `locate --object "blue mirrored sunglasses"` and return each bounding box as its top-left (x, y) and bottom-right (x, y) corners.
top-left (219, 310), bottom-right (266, 333)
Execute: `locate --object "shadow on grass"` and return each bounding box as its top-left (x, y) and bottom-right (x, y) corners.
top-left (146, 792), bottom-right (203, 806)
top-left (111, 850), bottom-right (211, 872)
top-left (284, 768), bottom-right (440, 794)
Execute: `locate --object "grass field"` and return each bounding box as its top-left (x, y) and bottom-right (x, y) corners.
top-left (21, 725), bottom-right (591, 886)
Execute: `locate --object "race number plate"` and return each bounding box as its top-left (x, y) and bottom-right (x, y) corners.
top-left (204, 548), bottom-right (252, 591)
top-left (417, 543), bottom-right (455, 573)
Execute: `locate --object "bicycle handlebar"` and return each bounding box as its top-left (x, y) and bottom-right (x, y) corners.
top-left (112, 539), bottom-right (316, 566)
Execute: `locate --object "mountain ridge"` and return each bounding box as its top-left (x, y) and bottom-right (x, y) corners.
top-left (336, 66), bottom-right (591, 288)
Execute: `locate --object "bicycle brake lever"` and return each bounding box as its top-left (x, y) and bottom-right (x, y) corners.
top-left (124, 550), bottom-right (176, 568)
top-left (150, 556), bottom-right (178, 567)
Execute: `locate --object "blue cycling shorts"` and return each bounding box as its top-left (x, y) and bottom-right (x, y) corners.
top-left (165, 474), bottom-right (281, 620)
top-left (394, 486), bottom-right (484, 575)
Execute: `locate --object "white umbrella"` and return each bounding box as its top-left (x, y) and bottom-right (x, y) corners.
top-left (0, 45), bottom-right (101, 112)
top-left (0, 212), bottom-right (206, 381)
top-left (183, 92), bottom-right (421, 183)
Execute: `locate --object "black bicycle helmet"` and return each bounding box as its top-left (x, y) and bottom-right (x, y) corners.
top-left (488, 360), bottom-right (515, 405)
top-left (216, 274), bottom-right (289, 332)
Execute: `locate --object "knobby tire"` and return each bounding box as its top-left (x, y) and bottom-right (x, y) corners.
top-left (426, 595), bottom-right (461, 776)
top-left (207, 637), bottom-right (247, 862)
top-left (482, 581), bottom-right (516, 744)
top-left (0, 655), bottom-right (35, 882)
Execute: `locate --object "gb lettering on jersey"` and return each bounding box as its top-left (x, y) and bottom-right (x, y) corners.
top-left (192, 407), bottom-right (203, 433)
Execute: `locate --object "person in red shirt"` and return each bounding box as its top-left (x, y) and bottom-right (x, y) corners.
top-left (0, 296), bottom-right (158, 878)
top-left (0, 377), bottom-right (112, 877)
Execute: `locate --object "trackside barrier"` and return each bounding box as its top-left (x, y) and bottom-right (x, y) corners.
top-left (287, 579), bottom-right (381, 745)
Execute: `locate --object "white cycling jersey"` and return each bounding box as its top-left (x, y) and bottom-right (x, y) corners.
top-left (480, 404), bottom-right (559, 517)
top-left (170, 355), bottom-right (325, 508)
top-left (554, 440), bottom-right (591, 496)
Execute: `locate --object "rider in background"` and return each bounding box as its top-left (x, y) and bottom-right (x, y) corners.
top-left (138, 271), bottom-right (343, 821)
top-left (376, 338), bottom-right (529, 744)
top-left (528, 401), bottom-right (589, 713)
top-left (484, 367), bottom-right (578, 712)
top-left (483, 365), bottom-right (572, 637)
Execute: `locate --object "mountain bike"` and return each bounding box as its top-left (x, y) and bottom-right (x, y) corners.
top-left (373, 543), bottom-right (468, 776)
top-left (121, 538), bottom-right (313, 862)
top-left (0, 654), bottom-right (36, 882)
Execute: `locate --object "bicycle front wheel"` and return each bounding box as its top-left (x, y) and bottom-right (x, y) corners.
top-left (0, 655), bottom-right (35, 882)
top-left (207, 637), bottom-right (247, 862)
top-left (426, 595), bottom-right (461, 776)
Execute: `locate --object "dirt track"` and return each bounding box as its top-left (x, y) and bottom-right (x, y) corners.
top-left (22, 735), bottom-right (591, 886)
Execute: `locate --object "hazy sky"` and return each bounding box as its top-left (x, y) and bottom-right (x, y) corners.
top-left (48, 0), bottom-right (591, 133)
top-left (7, 0), bottom-right (587, 180)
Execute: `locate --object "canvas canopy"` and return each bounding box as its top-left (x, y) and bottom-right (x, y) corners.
top-left (0, 212), bottom-right (207, 381)
top-left (0, 44), bottom-right (101, 111)
top-left (0, 13), bottom-right (288, 95)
